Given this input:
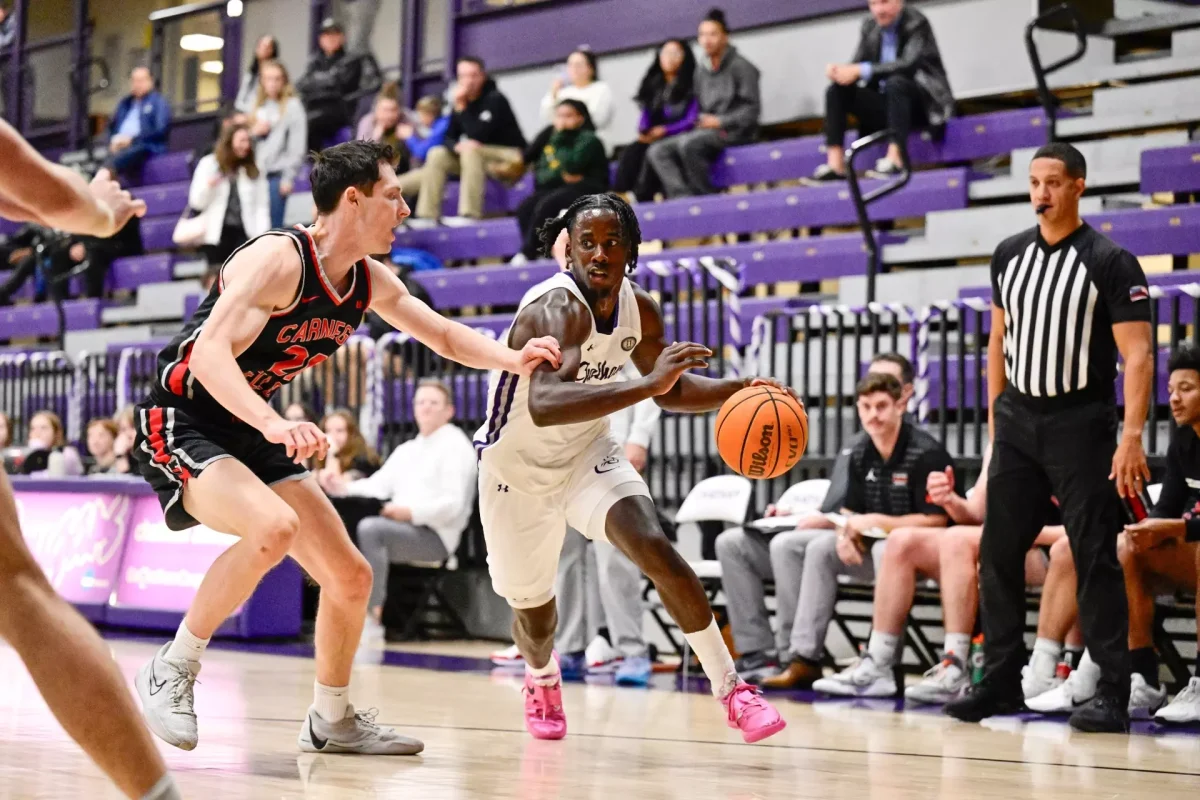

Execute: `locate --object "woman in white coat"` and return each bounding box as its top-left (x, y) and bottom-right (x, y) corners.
top-left (539, 48), bottom-right (614, 153)
top-left (187, 122), bottom-right (270, 268)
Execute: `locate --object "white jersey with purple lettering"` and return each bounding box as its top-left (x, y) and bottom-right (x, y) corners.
top-left (473, 271), bottom-right (642, 494)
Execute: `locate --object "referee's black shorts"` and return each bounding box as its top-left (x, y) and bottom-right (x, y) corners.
top-left (978, 388), bottom-right (1130, 701)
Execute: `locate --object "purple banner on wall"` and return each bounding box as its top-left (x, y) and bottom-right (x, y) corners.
top-left (113, 498), bottom-right (243, 615)
top-left (18, 490), bottom-right (132, 606)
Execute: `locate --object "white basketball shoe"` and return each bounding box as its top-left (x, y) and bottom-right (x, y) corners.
top-left (135, 643), bottom-right (200, 751)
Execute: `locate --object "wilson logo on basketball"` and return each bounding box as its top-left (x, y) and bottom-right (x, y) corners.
top-left (747, 425), bottom-right (775, 477)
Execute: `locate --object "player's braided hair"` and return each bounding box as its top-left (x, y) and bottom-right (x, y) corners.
top-left (536, 192), bottom-right (642, 274)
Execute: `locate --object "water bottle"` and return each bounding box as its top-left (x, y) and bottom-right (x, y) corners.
top-left (968, 634), bottom-right (985, 684)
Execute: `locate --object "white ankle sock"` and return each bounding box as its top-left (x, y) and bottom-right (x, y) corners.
top-left (164, 621), bottom-right (209, 664)
top-left (683, 617), bottom-right (738, 698)
top-left (867, 631), bottom-right (900, 667)
top-left (313, 681), bottom-right (350, 723)
top-left (141, 774), bottom-right (182, 800)
top-left (943, 633), bottom-right (972, 662)
top-left (525, 654), bottom-right (561, 687)
top-left (1031, 638), bottom-right (1063, 680)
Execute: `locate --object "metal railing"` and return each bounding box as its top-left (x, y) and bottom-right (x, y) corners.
top-left (2, 282), bottom-right (1194, 514)
top-left (844, 129), bottom-right (911, 303)
top-left (1025, 3), bottom-right (1088, 144)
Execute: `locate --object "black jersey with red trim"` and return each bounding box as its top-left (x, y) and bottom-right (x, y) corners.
top-left (150, 226), bottom-right (372, 423)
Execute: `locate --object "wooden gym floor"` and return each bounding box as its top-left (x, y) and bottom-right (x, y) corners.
top-left (1, 638), bottom-right (1199, 799)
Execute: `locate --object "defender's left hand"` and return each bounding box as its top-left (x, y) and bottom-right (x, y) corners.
top-left (1110, 433), bottom-right (1150, 498)
top-left (748, 377), bottom-right (801, 403)
top-left (515, 336), bottom-right (562, 376)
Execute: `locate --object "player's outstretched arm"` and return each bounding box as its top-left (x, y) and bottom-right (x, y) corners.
top-left (630, 286), bottom-right (793, 412)
top-left (0, 119), bottom-right (146, 237)
top-left (513, 290), bottom-right (674, 426)
top-left (188, 237), bottom-right (327, 462)
top-left (366, 258), bottom-right (561, 375)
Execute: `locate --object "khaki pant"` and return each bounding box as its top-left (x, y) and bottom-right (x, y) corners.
top-left (399, 144), bottom-right (523, 220)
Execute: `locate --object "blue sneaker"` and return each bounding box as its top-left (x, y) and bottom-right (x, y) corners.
top-left (558, 651), bottom-right (586, 680)
top-left (615, 656), bottom-right (652, 687)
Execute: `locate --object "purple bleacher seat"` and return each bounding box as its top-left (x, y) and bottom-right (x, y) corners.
top-left (395, 168), bottom-right (968, 263)
top-left (108, 254), bottom-right (175, 292)
top-left (135, 152), bottom-right (195, 187)
top-left (384, 372), bottom-right (490, 423)
top-left (140, 215), bottom-right (179, 253)
top-left (0, 218), bottom-right (22, 237)
top-left (411, 232), bottom-right (893, 311)
top-left (1140, 144), bottom-right (1200, 194)
top-left (132, 181), bottom-right (191, 217)
top-left (0, 270), bottom-right (35, 302)
top-left (183, 293), bottom-right (202, 320)
top-left (0, 298), bottom-right (103, 340)
top-left (1090, 204), bottom-right (1200, 256)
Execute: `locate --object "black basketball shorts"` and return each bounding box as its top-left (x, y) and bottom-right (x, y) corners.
top-left (130, 403), bottom-right (308, 530)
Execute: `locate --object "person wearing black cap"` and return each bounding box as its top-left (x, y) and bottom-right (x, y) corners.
top-left (944, 141), bottom-right (1154, 733)
top-left (297, 18), bottom-right (367, 150)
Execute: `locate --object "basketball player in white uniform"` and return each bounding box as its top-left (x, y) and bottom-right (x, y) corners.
top-left (475, 194), bottom-right (787, 742)
top-left (0, 118), bottom-right (183, 800)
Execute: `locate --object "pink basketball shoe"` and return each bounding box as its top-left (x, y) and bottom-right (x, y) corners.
top-left (524, 664), bottom-right (567, 740)
top-left (723, 682), bottom-right (786, 743)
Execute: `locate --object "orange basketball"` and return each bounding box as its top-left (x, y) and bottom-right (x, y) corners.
top-left (715, 385), bottom-right (808, 480)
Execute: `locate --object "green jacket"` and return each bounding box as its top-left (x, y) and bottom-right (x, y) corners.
top-left (531, 127), bottom-right (609, 190)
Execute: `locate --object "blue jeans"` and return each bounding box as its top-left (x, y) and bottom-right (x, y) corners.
top-left (110, 143), bottom-right (153, 180)
top-left (267, 172), bottom-right (286, 229)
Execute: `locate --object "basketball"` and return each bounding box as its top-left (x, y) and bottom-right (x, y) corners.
top-left (715, 385), bottom-right (807, 480)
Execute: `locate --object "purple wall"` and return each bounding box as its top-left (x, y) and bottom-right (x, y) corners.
top-left (454, 0), bottom-right (865, 72)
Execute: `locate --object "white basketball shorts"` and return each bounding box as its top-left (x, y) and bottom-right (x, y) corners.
top-left (478, 434), bottom-right (651, 609)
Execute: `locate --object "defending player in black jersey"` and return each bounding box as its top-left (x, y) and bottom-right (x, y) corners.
top-left (130, 140), bottom-right (560, 756)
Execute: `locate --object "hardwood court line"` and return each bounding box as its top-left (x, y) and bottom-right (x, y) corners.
top-left (238, 715), bottom-right (1200, 777)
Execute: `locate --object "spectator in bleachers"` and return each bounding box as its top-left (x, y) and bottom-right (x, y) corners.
top-left (356, 82), bottom-right (411, 172)
top-left (511, 100), bottom-right (608, 264)
top-left (614, 39), bottom-right (697, 201)
top-left (84, 418), bottom-right (124, 475)
top-left (187, 122), bottom-right (270, 268)
top-left (539, 48), bottom-right (614, 153)
top-left (761, 373), bottom-right (952, 690)
top-left (0, 220), bottom-right (134, 304)
top-left (717, 352), bottom-right (912, 682)
top-left (107, 66), bottom-right (171, 180)
top-left (249, 60), bottom-right (307, 229)
top-left (284, 401), bottom-right (317, 425)
top-left (398, 95), bottom-right (450, 169)
top-left (398, 56), bottom-right (525, 227)
top-left (235, 35), bottom-right (280, 113)
top-left (111, 405), bottom-right (135, 473)
top-left (297, 18), bottom-right (370, 151)
top-left (810, 0), bottom-right (953, 181)
top-left (323, 380), bottom-right (477, 637)
top-left (316, 408), bottom-right (379, 486)
top-left (22, 410), bottom-right (82, 477)
top-left (646, 8), bottom-right (759, 199)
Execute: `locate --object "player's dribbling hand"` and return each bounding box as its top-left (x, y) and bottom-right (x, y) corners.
top-left (647, 342), bottom-right (711, 395)
top-left (748, 377), bottom-right (801, 403)
top-left (265, 419), bottom-right (328, 464)
top-left (515, 336), bottom-right (562, 376)
top-left (88, 168), bottom-right (147, 237)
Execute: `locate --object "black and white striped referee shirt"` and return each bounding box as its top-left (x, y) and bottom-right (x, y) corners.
top-left (990, 223), bottom-right (1151, 407)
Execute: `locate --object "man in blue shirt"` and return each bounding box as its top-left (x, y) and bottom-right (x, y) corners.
top-left (107, 66), bottom-right (172, 178)
top-left (809, 0), bottom-right (953, 182)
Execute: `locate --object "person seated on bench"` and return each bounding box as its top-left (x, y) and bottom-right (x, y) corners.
top-left (1030, 344), bottom-right (1200, 723)
top-left (716, 353), bottom-right (914, 683)
top-left (320, 380), bottom-right (477, 638)
top-left (760, 372), bottom-right (953, 690)
top-left (810, 0), bottom-right (953, 182)
top-left (814, 439), bottom-right (1066, 700)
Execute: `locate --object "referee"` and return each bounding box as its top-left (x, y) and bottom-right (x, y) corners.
top-left (944, 142), bottom-right (1153, 732)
